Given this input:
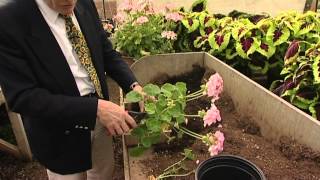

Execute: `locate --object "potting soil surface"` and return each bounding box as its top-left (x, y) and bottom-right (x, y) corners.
top-left (137, 66), bottom-right (320, 180)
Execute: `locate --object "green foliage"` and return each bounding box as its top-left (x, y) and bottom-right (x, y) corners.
top-left (114, 14), bottom-right (176, 59)
top-left (272, 41), bottom-right (320, 120)
top-left (125, 82), bottom-right (188, 156)
top-left (125, 91), bottom-right (143, 103)
top-left (176, 7), bottom-right (320, 83)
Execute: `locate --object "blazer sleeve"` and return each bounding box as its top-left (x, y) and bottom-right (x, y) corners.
top-left (89, 0), bottom-right (138, 93)
top-left (0, 30), bottom-right (97, 130)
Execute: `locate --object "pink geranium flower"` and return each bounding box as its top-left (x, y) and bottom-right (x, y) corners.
top-left (165, 12), bottom-right (183, 22)
top-left (119, 0), bottom-right (133, 11)
top-left (203, 104), bottom-right (221, 127)
top-left (113, 12), bottom-right (127, 24)
top-left (104, 23), bottom-right (114, 32)
top-left (161, 31), bottom-right (177, 40)
top-left (208, 131), bottom-right (224, 156)
top-left (135, 16), bottom-right (149, 25)
top-left (206, 73), bottom-right (223, 102)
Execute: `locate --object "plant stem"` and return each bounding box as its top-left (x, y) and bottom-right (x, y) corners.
top-left (186, 91), bottom-right (204, 98)
top-left (157, 170), bottom-right (195, 179)
top-left (163, 157), bottom-right (187, 172)
top-left (177, 127), bottom-right (203, 139)
top-left (184, 114), bottom-right (200, 118)
top-left (186, 94), bottom-right (206, 102)
top-left (187, 89), bottom-right (203, 96)
top-left (157, 166), bottom-right (183, 179)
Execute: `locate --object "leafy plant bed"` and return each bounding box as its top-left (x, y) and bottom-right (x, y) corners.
top-left (126, 66), bottom-right (320, 180)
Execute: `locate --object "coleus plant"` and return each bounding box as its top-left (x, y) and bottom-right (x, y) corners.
top-left (125, 73), bottom-right (225, 157)
top-left (178, 2), bottom-right (320, 80)
top-left (270, 40), bottom-right (320, 119)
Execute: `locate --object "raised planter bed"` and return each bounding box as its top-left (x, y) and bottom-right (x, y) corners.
top-left (122, 52), bottom-right (320, 179)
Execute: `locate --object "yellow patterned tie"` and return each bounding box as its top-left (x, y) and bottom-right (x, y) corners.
top-left (62, 15), bottom-right (104, 98)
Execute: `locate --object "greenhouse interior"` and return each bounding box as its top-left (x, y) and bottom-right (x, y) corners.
top-left (0, 0), bottom-right (320, 179)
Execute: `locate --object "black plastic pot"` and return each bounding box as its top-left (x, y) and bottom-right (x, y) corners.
top-left (195, 155), bottom-right (266, 180)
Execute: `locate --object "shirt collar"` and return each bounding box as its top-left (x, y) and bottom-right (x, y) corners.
top-left (35, 0), bottom-right (60, 23)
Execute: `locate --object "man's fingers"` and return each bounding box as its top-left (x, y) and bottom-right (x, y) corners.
top-left (105, 130), bottom-right (111, 136)
top-left (139, 101), bottom-right (144, 112)
top-left (121, 121), bottom-right (130, 133)
top-left (114, 125), bottom-right (124, 135)
top-left (107, 127), bottom-right (116, 136)
top-left (125, 113), bottom-right (137, 128)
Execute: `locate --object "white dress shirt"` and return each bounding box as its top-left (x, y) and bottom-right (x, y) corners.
top-left (35, 0), bottom-right (95, 96)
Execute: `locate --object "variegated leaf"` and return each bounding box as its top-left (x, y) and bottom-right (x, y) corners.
top-left (312, 56), bottom-right (320, 84)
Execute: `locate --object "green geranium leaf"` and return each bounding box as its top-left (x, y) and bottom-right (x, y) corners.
top-left (146, 118), bottom-right (162, 132)
top-left (143, 84), bottom-right (161, 96)
top-left (131, 127), bottom-right (145, 138)
top-left (145, 103), bottom-right (156, 114)
top-left (161, 83), bottom-right (176, 97)
top-left (176, 114), bottom-right (185, 124)
top-left (168, 104), bottom-right (183, 118)
top-left (182, 149), bottom-right (195, 160)
top-left (160, 112), bottom-right (172, 122)
top-left (176, 82), bottom-right (187, 95)
top-left (157, 95), bottom-right (167, 107)
top-left (149, 133), bottom-right (161, 143)
top-left (129, 146), bottom-right (147, 157)
top-left (141, 136), bottom-right (152, 148)
top-left (125, 91), bottom-right (143, 103)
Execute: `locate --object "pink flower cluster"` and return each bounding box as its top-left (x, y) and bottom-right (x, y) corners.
top-left (119, 0), bottom-right (133, 11)
top-left (208, 131), bottom-right (225, 156)
top-left (118, 0), bottom-right (155, 14)
top-left (104, 23), bottom-right (114, 32)
top-left (203, 104), bottom-right (221, 127)
top-left (165, 12), bottom-right (183, 22)
top-left (161, 31), bottom-right (177, 40)
top-left (206, 73), bottom-right (223, 102)
top-left (135, 16), bottom-right (149, 25)
top-left (113, 12), bottom-right (127, 24)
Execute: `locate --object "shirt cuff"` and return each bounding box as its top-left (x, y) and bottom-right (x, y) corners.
top-left (130, 82), bottom-right (140, 90)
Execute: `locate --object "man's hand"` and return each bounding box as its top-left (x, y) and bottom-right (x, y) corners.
top-left (132, 85), bottom-right (145, 112)
top-left (97, 99), bottom-right (137, 136)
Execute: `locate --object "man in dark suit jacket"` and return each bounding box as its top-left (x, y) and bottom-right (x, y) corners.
top-left (0, 0), bottom-right (142, 179)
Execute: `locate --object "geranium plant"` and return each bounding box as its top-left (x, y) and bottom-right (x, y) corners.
top-left (113, 0), bottom-right (182, 59)
top-left (125, 73), bottom-right (225, 157)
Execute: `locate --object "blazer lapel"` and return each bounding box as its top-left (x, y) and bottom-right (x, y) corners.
top-left (25, 1), bottom-right (80, 96)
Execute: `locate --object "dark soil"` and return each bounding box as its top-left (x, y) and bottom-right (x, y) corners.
top-left (141, 66), bottom-right (320, 180)
top-left (0, 152), bottom-right (47, 180)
